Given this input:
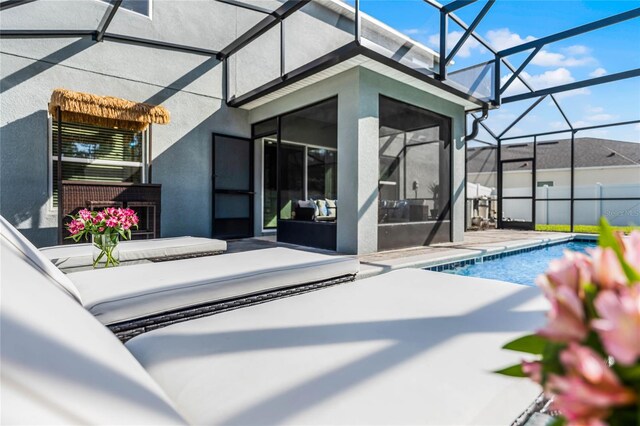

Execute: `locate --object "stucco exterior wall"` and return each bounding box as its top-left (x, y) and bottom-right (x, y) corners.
top-left (250, 67), bottom-right (467, 254)
top-left (1, 1), bottom-right (468, 251)
top-left (0, 0), bottom-right (353, 247)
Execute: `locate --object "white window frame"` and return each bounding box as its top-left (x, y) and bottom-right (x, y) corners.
top-left (260, 137), bottom-right (337, 233)
top-left (48, 116), bottom-right (149, 210)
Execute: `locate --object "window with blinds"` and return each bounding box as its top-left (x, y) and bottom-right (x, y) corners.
top-left (51, 120), bottom-right (147, 206)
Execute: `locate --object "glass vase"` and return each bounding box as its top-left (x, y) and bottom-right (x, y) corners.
top-left (92, 233), bottom-right (120, 268)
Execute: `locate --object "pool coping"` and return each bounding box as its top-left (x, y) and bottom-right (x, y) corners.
top-left (425, 235), bottom-right (596, 272)
top-left (357, 233), bottom-right (597, 280)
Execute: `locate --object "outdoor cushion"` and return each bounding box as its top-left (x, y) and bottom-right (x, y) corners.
top-left (0, 215), bottom-right (82, 303)
top-left (126, 268), bottom-right (546, 425)
top-left (0, 226), bottom-right (186, 424)
top-left (41, 236), bottom-right (227, 270)
top-left (325, 198), bottom-right (337, 218)
top-left (68, 247), bottom-right (359, 325)
top-left (295, 200), bottom-right (316, 221)
top-left (315, 199), bottom-right (329, 216)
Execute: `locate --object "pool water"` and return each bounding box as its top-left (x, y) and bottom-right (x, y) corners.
top-left (442, 241), bottom-right (597, 286)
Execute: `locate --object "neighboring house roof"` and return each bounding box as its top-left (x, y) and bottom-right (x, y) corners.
top-left (467, 137), bottom-right (640, 173)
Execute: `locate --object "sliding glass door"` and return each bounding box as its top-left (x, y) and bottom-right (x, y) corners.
top-left (262, 141), bottom-right (336, 228)
top-left (253, 97), bottom-right (339, 250)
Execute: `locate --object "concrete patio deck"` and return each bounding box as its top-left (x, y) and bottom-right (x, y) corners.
top-left (227, 229), bottom-right (595, 279)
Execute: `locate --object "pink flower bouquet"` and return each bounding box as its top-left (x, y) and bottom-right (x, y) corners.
top-left (497, 218), bottom-right (639, 426)
top-left (66, 207), bottom-right (139, 268)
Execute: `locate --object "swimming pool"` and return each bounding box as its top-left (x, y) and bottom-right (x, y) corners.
top-left (437, 240), bottom-right (597, 286)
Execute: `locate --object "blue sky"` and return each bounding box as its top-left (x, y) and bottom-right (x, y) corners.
top-left (345, 0), bottom-right (640, 143)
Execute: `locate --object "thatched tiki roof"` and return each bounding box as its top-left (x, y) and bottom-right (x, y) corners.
top-left (49, 88), bottom-right (170, 132)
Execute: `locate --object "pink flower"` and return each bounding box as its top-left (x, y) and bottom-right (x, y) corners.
top-left (622, 231), bottom-right (640, 269)
top-left (592, 286), bottom-right (640, 365)
top-left (78, 209), bottom-right (91, 221)
top-left (105, 217), bottom-right (118, 228)
top-left (67, 219), bottom-right (85, 235)
top-left (95, 212), bottom-right (106, 222)
top-left (547, 343), bottom-right (636, 424)
top-left (589, 247), bottom-right (627, 289)
top-left (521, 360), bottom-right (542, 384)
top-left (537, 285), bottom-right (588, 342)
top-left (98, 227), bottom-right (105, 232)
top-left (67, 223), bottom-right (79, 235)
top-left (105, 207), bottom-right (117, 216)
top-left (542, 251), bottom-right (591, 294)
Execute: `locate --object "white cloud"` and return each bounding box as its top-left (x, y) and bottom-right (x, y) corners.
top-left (418, 28), bottom-right (596, 70)
top-left (483, 29), bottom-right (595, 68)
top-left (485, 28), bottom-right (536, 51)
top-left (635, 123), bottom-right (640, 131)
top-left (526, 67), bottom-right (575, 89)
top-left (501, 68), bottom-right (592, 99)
top-left (571, 106), bottom-right (618, 129)
top-left (554, 88), bottom-right (591, 99)
top-left (531, 50), bottom-right (595, 67)
top-left (426, 30), bottom-right (482, 58)
top-left (550, 121), bottom-right (569, 129)
top-left (562, 45), bottom-right (591, 56)
top-left (586, 113), bottom-right (617, 122)
top-left (589, 67), bottom-right (607, 78)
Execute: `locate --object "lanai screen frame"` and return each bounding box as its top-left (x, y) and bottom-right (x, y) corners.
top-left (426, 0), bottom-right (640, 232)
top-left (1, 0), bottom-right (638, 233)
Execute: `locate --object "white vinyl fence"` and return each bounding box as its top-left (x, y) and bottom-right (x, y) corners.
top-left (503, 182), bottom-right (640, 226)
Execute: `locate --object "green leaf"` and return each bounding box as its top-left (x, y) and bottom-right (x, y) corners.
top-left (503, 334), bottom-right (547, 355)
top-left (599, 217), bottom-right (640, 283)
top-left (607, 407), bottom-right (638, 426)
top-left (494, 363), bottom-right (526, 378)
top-left (599, 217), bottom-right (622, 254)
top-left (546, 417), bottom-right (567, 426)
top-left (614, 364), bottom-right (640, 382)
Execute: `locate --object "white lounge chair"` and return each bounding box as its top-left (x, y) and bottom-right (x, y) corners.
top-left (1, 223), bottom-right (545, 425)
top-left (1, 216), bottom-right (359, 340)
top-left (40, 236), bottom-right (227, 271)
top-left (1, 224), bottom-right (185, 425)
top-left (68, 247), bottom-right (359, 339)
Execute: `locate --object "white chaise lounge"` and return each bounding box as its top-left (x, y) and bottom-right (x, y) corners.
top-left (1, 216), bottom-right (359, 340)
top-left (1, 222), bottom-right (546, 425)
top-left (68, 247), bottom-right (359, 338)
top-left (41, 235), bottom-right (228, 271)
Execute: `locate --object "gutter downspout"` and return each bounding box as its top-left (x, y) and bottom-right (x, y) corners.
top-left (466, 103), bottom-right (489, 141)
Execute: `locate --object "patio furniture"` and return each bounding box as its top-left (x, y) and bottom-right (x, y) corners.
top-left (40, 236), bottom-right (228, 272)
top-left (2, 218), bottom-right (544, 425)
top-left (124, 268), bottom-right (546, 425)
top-left (68, 247), bottom-right (358, 340)
top-left (1, 216), bottom-right (357, 341)
top-left (0, 225), bottom-right (185, 424)
top-left (294, 199), bottom-right (338, 222)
